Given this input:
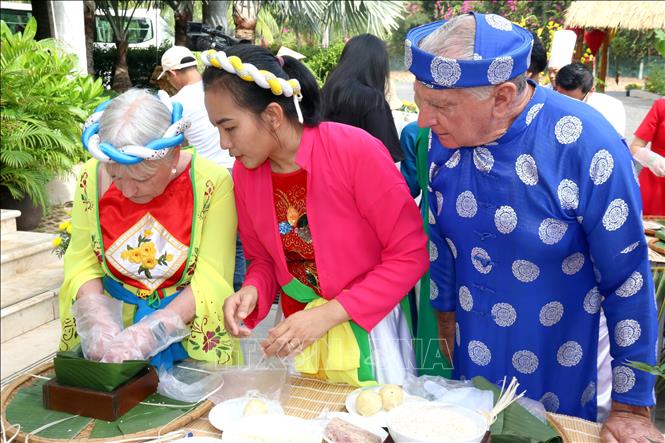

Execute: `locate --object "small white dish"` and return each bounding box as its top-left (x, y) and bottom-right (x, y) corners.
top-left (222, 414), bottom-right (322, 443)
top-left (319, 411), bottom-right (388, 442)
top-left (344, 386), bottom-right (425, 429)
top-left (208, 397), bottom-right (284, 431)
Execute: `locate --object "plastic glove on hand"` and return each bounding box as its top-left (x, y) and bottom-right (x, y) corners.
top-left (100, 309), bottom-right (189, 363)
top-left (634, 147), bottom-right (665, 177)
top-left (71, 293), bottom-right (124, 361)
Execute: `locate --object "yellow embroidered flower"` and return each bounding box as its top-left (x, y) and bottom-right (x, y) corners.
top-left (137, 288), bottom-right (152, 299)
top-left (129, 248), bottom-right (142, 263)
top-left (144, 229), bottom-right (153, 236)
top-left (166, 253), bottom-right (173, 261)
top-left (52, 237), bottom-right (62, 247)
top-left (121, 250), bottom-right (129, 260)
top-left (140, 242), bottom-right (156, 258)
top-left (59, 221), bottom-right (70, 231)
top-left (142, 256), bottom-right (157, 269)
top-left (66, 224), bottom-right (72, 234)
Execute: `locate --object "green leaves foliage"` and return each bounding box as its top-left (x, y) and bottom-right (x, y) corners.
top-left (1, 18), bottom-right (108, 209)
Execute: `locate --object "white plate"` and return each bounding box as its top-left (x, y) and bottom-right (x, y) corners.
top-left (208, 397), bottom-right (284, 431)
top-left (222, 414), bottom-right (322, 443)
top-left (318, 411), bottom-right (388, 442)
top-left (344, 386), bottom-right (425, 428)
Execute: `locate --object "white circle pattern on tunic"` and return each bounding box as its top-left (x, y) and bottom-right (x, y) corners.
top-left (455, 322), bottom-right (460, 347)
top-left (471, 247), bottom-right (493, 274)
top-left (473, 147), bottom-right (494, 173)
top-left (621, 242), bottom-right (640, 254)
top-left (459, 286), bottom-right (473, 311)
top-left (492, 303), bottom-right (517, 327)
top-left (581, 382), bottom-right (596, 406)
top-left (616, 271), bottom-right (643, 297)
top-left (589, 149), bottom-right (614, 185)
top-left (431, 56), bottom-right (462, 87)
top-left (602, 198), bottom-right (629, 231)
top-left (494, 205), bottom-right (517, 234)
top-left (525, 103), bottom-right (543, 125)
top-left (583, 287), bottom-right (601, 314)
top-left (615, 319), bottom-right (641, 347)
top-left (512, 350), bottom-right (539, 374)
top-left (512, 260), bottom-right (540, 283)
top-left (430, 242), bottom-right (439, 262)
top-left (485, 13), bottom-right (513, 31)
top-left (404, 39), bottom-right (413, 69)
top-left (557, 341), bottom-right (583, 367)
top-left (539, 218), bottom-right (568, 245)
top-left (436, 191), bottom-right (444, 216)
top-left (557, 179), bottom-right (579, 210)
top-left (472, 53), bottom-right (483, 60)
top-left (428, 207), bottom-right (436, 225)
top-left (554, 115), bottom-right (583, 144)
top-left (429, 163), bottom-right (437, 182)
top-left (430, 279), bottom-right (439, 301)
top-left (515, 154), bottom-right (538, 185)
top-left (446, 237), bottom-right (458, 259)
top-left (468, 340), bottom-right (491, 366)
top-left (487, 56), bottom-right (514, 85)
top-left (456, 191), bottom-right (478, 218)
top-left (539, 301), bottom-right (564, 326)
top-left (613, 366), bottom-right (636, 394)
top-left (446, 150), bottom-right (461, 168)
top-left (540, 392), bottom-right (560, 413)
top-left (562, 252), bottom-right (585, 275)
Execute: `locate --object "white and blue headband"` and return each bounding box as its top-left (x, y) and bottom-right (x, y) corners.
top-left (405, 12), bottom-right (534, 89)
top-left (81, 94), bottom-right (191, 165)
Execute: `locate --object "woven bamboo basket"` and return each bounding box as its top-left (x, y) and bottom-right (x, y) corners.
top-left (0, 362), bottom-right (213, 442)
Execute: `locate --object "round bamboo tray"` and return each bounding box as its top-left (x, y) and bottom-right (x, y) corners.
top-left (1, 362), bottom-right (213, 442)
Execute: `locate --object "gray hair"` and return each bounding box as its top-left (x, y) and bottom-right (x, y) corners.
top-left (419, 15), bottom-right (526, 100)
top-left (99, 89), bottom-right (176, 178)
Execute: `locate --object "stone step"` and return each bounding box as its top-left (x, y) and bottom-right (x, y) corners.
top-left (1, 260), bottom-right (63, 308)
top-left (0, 209), bottom-right (21, 237)
top-left (1, 231), bottom-right (59, 283)
top-left (0, 319), bottom-right (60, 383)
top-left (0, 289), bottom-right (59, 343)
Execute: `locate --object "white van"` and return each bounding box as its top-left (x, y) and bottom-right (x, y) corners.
top-left (0, 2), bottom-right (173, 48)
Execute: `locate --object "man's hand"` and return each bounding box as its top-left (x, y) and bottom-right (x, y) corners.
top-left (222, 285), bottom-right (258, 337)
top-left (601, 401), bottom-right (664, 443)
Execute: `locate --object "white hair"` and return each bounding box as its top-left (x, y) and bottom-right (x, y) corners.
top-left (419, 15), bottom-right (526, 100)
top-left (99, 89), bottom-right (176, 178)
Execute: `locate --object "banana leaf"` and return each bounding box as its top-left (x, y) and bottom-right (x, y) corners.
top-left (472, 377), bottom-right (562, 443)
top-left (5, 379), bottom-right (92, 439)
top-left (54, 346), bottom-right (148, 392)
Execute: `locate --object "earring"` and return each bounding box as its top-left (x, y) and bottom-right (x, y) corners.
top-left (171, 167), bottom-right (177, 175)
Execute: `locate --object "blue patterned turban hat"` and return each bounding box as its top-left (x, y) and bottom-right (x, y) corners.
top-left (405, 12), bottom-right (534, 89)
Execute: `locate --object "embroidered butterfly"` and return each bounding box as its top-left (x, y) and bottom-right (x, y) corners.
top-left (278, 206), bottom-right (311, 242)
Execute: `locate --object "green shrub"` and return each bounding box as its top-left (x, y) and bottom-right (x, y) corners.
top-left (645, 66), bottom-right (665, 96)
top-left (93, 44), bottom-right (170, 89)
top-left (1, 18), bottom-right (108, 209)
top-left (267, 41), bottom-right (344, 85)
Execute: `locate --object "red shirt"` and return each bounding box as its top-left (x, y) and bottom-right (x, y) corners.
top-left (635, 99), bottom-right (665, 215)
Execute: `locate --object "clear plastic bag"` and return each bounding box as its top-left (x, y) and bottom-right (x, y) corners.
top-left (157, 361), bottom-right (225, 403)
top-left (208, 358), bottom-right (291, 405)
top-left (402, 373), bottom-right (494, 412)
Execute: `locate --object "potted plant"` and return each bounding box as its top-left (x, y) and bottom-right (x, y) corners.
top-left (625, 83), bottom-right (641, 97)
top-left (0, 18), bottom-right (107, 230)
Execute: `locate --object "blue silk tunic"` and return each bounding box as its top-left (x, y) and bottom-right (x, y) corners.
top-left (428, 82), bottom-right (657, 420)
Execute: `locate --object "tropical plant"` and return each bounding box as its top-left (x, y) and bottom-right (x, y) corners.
top-left (162, 0), bottom-right (193, 46)
top-left (96, 0), bottom-right (155, 92)
top-left (0, 18), bottom-right (108, 210)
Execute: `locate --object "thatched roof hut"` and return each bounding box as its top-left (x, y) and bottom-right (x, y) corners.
top-left (565, 1), bottom-right (665, 31)
top-left (563, 1), bottom-right (665, 90)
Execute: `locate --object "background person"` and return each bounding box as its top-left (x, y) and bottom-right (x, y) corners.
top-left (202, 45), bottom-right (428, 386)
top-left (59, 89), bottom-right (240, 368)
top-left (321, 34), bottom-right (405, 163)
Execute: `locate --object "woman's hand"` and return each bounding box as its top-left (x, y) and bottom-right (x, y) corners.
top-left (261, 299), bottom-right (350, 358)
top-left (71, 291), bottom-right (123, 361)
top-left (222, 285), bottom-right (258, 337)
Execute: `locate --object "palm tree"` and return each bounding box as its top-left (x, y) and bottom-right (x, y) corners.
top-left (203, 0), bottom-right (229, 32)
top-left (162, 0), bottom-right (193, 46)
top-left (84, 0), bottom-right (96, 75)
top-left (96, 0), bottom-right (153, 92)
top-left (232, 0), bottom-right (260, 41)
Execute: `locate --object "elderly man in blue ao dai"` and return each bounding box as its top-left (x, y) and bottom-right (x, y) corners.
top-left (406, 12), bottom-right (662, 442)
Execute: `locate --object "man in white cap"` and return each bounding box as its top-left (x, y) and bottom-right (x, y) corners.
top-left (158, 45), bottom-right (235, 169)
top-left (407, 12), bottom-right (661, 441)
top-left (159, 46), bottom-right (244, 292)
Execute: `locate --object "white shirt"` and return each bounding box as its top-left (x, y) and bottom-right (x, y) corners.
top-left (585, 92), bottom-right (626, 138)
top-left (173, 81), bottom-right (235, 168)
